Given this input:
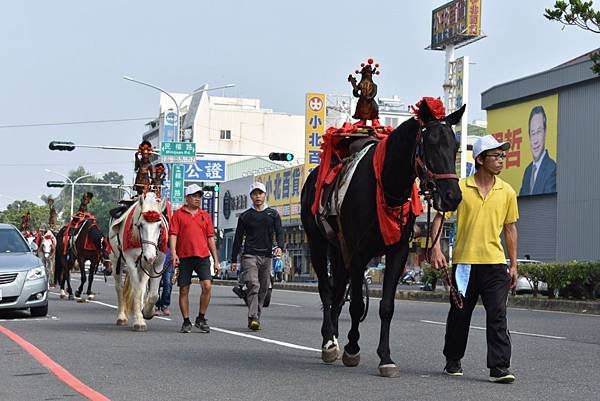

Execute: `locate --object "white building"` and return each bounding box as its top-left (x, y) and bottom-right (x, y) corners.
top-left (142, 89), bottom-right (305, 168)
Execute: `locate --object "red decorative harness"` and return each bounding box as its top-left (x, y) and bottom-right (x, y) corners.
top-left (123, 207), bottom-right (167, 253)
top-left (372, 135), bottom-right (423, 246)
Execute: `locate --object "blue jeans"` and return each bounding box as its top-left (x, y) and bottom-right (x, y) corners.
top-left (156, 265), bottom-right (174, 308)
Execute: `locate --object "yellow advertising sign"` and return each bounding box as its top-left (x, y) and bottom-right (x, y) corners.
top-left (431, 0), bottom-right (482, 49)
top-left (305, 93), bottom-right (326, 179)
top-left (487, 94), bottom-right (558, 196)
top-left (256, 165), bottom-right (304, 222)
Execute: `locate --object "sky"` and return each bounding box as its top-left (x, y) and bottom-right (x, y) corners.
top-left (1, 0), bottom-right (598, 210)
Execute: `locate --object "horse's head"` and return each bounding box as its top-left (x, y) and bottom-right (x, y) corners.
top-left (136, 192), bottom-right (164, 263)
top-left (41, 232), bottom-right (55, 258)
top-left (413, 97), bottom-right (465, 212)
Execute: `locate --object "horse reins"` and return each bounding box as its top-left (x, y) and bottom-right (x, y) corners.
top-left (414, 119), bottom-right (463, 309)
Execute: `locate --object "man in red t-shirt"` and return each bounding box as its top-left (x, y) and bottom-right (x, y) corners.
top-left (169, 184), bottom-right (220, 333)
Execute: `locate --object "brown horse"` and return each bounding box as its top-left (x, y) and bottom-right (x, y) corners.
top-left (56, 220), bottom-right (111, 301)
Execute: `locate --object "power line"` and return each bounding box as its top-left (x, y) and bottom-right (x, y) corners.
top-left (0, 117), bottom-right (154, 129)
top-left (0, 161), bottom-right (133, 167)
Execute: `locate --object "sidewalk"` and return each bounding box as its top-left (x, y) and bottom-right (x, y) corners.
top-left (211, 279), bottom-right (600, 315)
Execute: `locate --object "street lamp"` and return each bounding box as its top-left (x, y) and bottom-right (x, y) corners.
top-left (44, 169), bottom-right (103, 217)
top-left (123, 76), bottom-right (234, 141)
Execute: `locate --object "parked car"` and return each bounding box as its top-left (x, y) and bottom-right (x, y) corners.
top-left (0, 224), bottom-right (49, 317)
top-left (219, 261), bottom-right (238, 280)
top-left (510, 259), bottom-right (549, 295)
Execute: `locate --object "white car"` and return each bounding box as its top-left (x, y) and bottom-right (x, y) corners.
top-left (219, 261), bottom-right (238, 280)
top-left (510, 259), bottom-right (549, 295)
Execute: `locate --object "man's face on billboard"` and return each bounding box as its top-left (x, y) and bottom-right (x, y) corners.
top-left (529, 112), bottom-right (546, 162)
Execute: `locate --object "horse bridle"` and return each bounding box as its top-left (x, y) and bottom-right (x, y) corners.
top-left (134, 211), bottom-right (167, 279)
top-left (413, 119), bottom-right (463, 309)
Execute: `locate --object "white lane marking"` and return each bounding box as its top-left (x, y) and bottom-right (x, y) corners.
top-left (48, 292), bottom-right (172, 321)
top-left (211, 327), bottom-right (320, 352)
top-left (270, 302), bottom-right (302, 308)
top-left (420, 320), bottom-right (567, 340)
top-left (0, 316), bottom-right (59, 322)
top-left (50, 293), bottom-right (319, 352)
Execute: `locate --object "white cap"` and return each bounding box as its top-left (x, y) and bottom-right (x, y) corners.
top-left (249, 182), bottom-right (266, 194)
top-left (472, 135), bottom-right (510, 159)
top-left (185, 183), bottom-right (203, 196)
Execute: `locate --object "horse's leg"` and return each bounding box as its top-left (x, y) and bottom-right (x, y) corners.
top-left (306, 233), bottom-right (337, 363)
top-left (329, 246), bottom-right (348, 349)
top-left (142, 255), bottom-right (164, 320)
top-left (128, 265), bottom-right (148, 332)
top-left (114, 271), bottom-right (128, 326)
top-left (142, 273), bottom-right (161, 320)
top-left (376, 241), bottom-right (410, 377)
top-left (76, 258), bottom-right (85, 298)
top-left (49, 255), bottom-right (55, 287)
top-left (65, 262), bottom-right (74, 300)
top-left (86, 257), bottom-right (97, 298)
top-left (343, 256), bottom-right (369, 367)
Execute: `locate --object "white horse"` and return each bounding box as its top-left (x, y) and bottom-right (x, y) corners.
top-left (38, 231), bottom-right (57, 286)
top-left (109, 192), bottom-right (168, 332)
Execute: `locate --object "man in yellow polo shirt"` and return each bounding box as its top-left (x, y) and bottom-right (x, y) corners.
top-left (430, 135), bottom-right (519, 384)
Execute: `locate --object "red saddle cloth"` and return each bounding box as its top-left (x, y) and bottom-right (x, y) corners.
top-left (62, 212), bottom-right (96, 255)
top-left (311, 122), bottom-right (422, 246)
top-left (311, 122), bottom-right (393, 215)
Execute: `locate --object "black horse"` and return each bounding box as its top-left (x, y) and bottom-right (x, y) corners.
top-left (300, 100), bottom-right (465, 377)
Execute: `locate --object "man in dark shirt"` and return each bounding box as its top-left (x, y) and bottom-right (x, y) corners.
top-left (231, 182), bottom-right (284, 331)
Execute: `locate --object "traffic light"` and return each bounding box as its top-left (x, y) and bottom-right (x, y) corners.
top-left (47, 181), bottom-right (66, 188)
top-left (268, 152), bottom-right (294, 161)
top-left (49, 141), bottom-right (75, 151)
top-left (203, 184), bottom-right (220, 192)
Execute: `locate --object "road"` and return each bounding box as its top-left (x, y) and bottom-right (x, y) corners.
top-left (1, 278), bottom-right (598, 401)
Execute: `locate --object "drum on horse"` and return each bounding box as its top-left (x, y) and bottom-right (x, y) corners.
top-left (55, 218), bottom-right (112, 301)
top-left (108, 192), bottom-right (168, 332)
top-left (300, 97), bottom-right (465, 377)
top-left (37, 230), bottom-right (57, 287)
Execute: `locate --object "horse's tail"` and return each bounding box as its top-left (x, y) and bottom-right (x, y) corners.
top-left (122, 274), bottom-right (134, 316)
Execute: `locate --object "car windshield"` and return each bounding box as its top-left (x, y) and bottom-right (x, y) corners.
top-left (0, 229), bottom-right (30, 253)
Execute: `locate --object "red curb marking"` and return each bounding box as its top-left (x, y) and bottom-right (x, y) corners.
top-left (0, 324), bottom-right (110, 401)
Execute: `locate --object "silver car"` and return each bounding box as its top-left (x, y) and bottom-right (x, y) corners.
top-left (0, 224), bottom-right (48, 316)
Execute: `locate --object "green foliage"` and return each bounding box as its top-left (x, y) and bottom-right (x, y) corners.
top-left (421, 262), bottom-right (442, 288)
top-left (545, 0), bottom-right (600, 74)
top-left (519, 261), bottom-right (600, 299)
top-left (0, 201), bottom-right (50, 230)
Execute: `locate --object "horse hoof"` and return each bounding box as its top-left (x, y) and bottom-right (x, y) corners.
top-left (116, 319), bottom-right (128, 326)
top-left (87, 294), bottom-right (96, 300)
top-left (342, 350), bottom-right (360, 367)
top-left (75, 291), bottom-right (81, 298)
top-left (133, 324), bottom-right (147, 332)
top-left (321, 345), bottom-right (339, 364)
top-left (378, 364), bottom-right (400, 378)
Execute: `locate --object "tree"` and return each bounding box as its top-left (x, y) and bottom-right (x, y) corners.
top-left (545, 0), bottom-right (600, 74)
top-left (50, 167), bottom-right (127, 234)
top-left (0, 200), bottom-right (50, 231)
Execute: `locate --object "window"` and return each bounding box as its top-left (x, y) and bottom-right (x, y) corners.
top-left (220, 130), bottom-right (231, 140)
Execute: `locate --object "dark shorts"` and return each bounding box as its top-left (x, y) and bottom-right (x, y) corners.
top-left (178, 256), bottom-right (211, 287)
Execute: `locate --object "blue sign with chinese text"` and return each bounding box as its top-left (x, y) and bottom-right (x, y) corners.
top-left (184, 160), bottom-right (226, 182)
